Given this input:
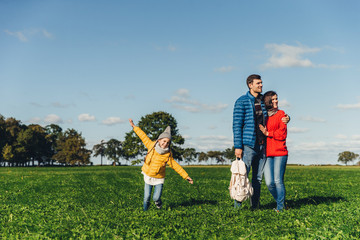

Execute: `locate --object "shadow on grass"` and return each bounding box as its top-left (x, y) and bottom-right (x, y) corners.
top-left (262, 196), bottom-right (346, 210)
top-left (168, 198), bottom-right (218, 208)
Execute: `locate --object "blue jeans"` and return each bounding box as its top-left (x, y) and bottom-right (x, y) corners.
top-left (263, 155), bottom-right (288, 211)
top-left (234, 143), bottom-right (266, 208)
top-left (143, 183), bottom-right (163, 211)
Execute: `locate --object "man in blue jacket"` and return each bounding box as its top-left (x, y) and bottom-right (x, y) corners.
top-left (233, 74), bottom-right (288, 209)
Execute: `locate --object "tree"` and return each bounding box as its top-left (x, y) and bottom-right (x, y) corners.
top-left (207, 151), bottom-right (225, 165)
top-left (338, 151), bottom-right (359, 165)
top-left (123, 111), bottom-right (185, 161)
top-left (53, 129), bottom-right (92, 166)
top-left (198, 152), bottom-right (209, 165)
top-left (183, 148), bottom-right (198, 165)
top-left (27, 124), bottom-right (52, 166)
top-left (3, 117), bottom-right (26, 166)
top-left (0, 115), bottom-right (6, 165)
top-left (223, 147), bottom-right (236, 164)
top-left (45, 124), bottom-right (63, 165)
top-left (105, 139), bottom-right (123, 166)
top-left (93, 140), bottom-right (106, 166)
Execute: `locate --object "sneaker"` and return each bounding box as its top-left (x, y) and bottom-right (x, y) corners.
top-left (155, 201), bottom-right (162, 209)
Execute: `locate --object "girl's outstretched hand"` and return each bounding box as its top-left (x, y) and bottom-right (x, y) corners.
top-left (129, 119), bottom-right (136, 128)
top-left (186, 177), bottom-right (194, 184)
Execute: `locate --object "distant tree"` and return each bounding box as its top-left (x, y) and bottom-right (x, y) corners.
top-left (123, 111), bottom-right (185, 162)
top-left (338, 151), bottom-right (359, 165)
top-left (53, 129), bottom-right (92, 166)
top-left (2, 118), bottom-right (26, 166)
top-left (2, 144), bottom-right (14, 166)
top-left (131, 159), bottom-right (143, 166)
top-left (0, 115), bottom-right (6, 165)
top-left (105, 139), bottom-right (123, 166)
top-left (198, 152), bottom-right (209, 165)
top-left (93, 140), bottom-right (106, 166)
top-left (27, 124), bottom-right (52, 166)
top-left (207, 151), bottom-right (225, 165)
top-left (45, 124), bottom-right (63, 165)
top-left (183, 148), bottom-right (198, 165)
top-left (16, 127), bottom-right (36, 166)
top-left (223, 147), bottom-right (236, 164)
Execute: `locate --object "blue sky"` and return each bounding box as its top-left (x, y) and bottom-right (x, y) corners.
top-left (1, 0), bottom-right (360, 165)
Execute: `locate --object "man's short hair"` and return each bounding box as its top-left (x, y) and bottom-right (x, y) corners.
top-left (246, 74), bottom-right (261, 89)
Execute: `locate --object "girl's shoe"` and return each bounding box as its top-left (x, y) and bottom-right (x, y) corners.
top-left (155, 201), bottom-right (162, 209)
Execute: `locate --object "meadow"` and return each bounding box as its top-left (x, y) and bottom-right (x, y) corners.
top-left (0, 165), bottom-right (359, 239)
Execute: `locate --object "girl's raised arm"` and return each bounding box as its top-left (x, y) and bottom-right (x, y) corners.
top-left (129, 119), bottom-right (136, 128)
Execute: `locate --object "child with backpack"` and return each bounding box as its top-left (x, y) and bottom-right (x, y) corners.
top-left (129, 119), bottom-right (194, 211)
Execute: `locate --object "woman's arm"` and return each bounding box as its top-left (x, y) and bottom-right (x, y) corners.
top-left (264, 112), bottom-right (287, 140)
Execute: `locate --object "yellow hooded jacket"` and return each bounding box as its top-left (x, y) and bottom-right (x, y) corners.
top-left (133, 126), bottom-right (189, 180)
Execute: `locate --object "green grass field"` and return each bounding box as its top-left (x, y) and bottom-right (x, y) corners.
top-left (0, 165), bottom-right (359, 239)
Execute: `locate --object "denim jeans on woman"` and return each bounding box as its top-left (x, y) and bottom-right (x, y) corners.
top-left (234, 142), bottom-right (266, 209)
top-left (143, 183), bottom-right (163, 211)
top-left (263, 155), bottom-right (288, 211)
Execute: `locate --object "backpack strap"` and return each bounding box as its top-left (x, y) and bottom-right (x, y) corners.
top-left (144, 141), bottom-right (157, 164)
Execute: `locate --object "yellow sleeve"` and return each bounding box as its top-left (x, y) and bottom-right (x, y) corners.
top-left (133, 126), bottom-right (155, 150)
top-left (167, 155), bottom-right (189, 179)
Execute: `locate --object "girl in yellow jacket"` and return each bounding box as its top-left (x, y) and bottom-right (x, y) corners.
top-left (129, 119), bottom-right (193, 211)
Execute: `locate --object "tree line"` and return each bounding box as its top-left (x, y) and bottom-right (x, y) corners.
top-left (2, 112), bottom-right (357, 167)
top-left (0, 112), bottom-right (235, 167)
top-left (0, 115), bottom-right (91, 166)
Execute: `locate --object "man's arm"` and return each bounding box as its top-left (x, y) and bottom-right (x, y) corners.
top-left (233, 98), bottom-right (245, 158)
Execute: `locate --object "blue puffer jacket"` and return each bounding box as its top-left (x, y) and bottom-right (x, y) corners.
top-left (233, 91), bottom-right (267, 149)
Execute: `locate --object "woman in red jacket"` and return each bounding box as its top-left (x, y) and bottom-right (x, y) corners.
top-left (259, 91), bottom-right (288, 212)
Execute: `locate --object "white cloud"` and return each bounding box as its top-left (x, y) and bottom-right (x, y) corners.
top-left (261, 43), bottom-right (348, 69)
top-left (166, 89), bottom-right (228, 113)
top-left (78, 113), bottom-right (96, 122)
top-left (5, 29), bottom-right (53, 42)
top-left (183, 135), bottom-right (192, 140)
top-left (300, 116), bottom-right (326, 123)
top-left (154, 43), bottom-right (177, 52)
top-left (44, 114), bottom-right (63, 124)
top-left (168, 43), bottom-right (177, 52)
top-left (199, 135), bottom-right (230, 141)
top-left (102, 117), bottom-right (125, 126)
top-left (189, 135), bottom-right (233, 152)
top-left (288, 127), bottom-right (309, 133)
top-left (290, 141), bottom-right (327, 151)
top-left (335, 102), bottom-right (360, 109)
top-left (289, 139), bottom-right (360, 153)
top-left (214, 66), bottom-right (235, 73)
top-left (28, 117), bottom-right (42, 124)
top-left (176, 88), bottom-right (190, 97)
top-left (335, 134), bottom-right (347, 139)
top-left (278, 99), bottom-right (291, 108)
top-left (262, 43), bottom-right (319, 69)
top-left (42, 29), bottom-right (53, 39)
top-left (4, 30), bottom-right (28, 42)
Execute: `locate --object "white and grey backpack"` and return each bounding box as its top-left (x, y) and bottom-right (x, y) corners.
top-left (229, 158), bottom-right (253, 203)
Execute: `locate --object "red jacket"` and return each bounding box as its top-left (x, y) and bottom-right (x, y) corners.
top-left (266, 110), bottom-right (288, 157)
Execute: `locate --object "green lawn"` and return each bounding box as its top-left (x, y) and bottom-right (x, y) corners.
top-left (0, 166), bottom-right (359, 239)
